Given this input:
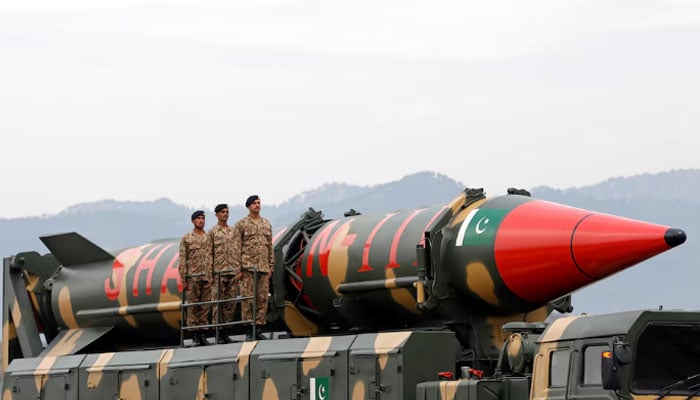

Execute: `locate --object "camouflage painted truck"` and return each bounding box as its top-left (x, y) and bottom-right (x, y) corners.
top-left (1, 188), bottom-right (689, 399)
top-left (417, 309), bottom-right (700, 400)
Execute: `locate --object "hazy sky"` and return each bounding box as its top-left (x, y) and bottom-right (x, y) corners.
top-left (1, 0), bottom-right (698, 218)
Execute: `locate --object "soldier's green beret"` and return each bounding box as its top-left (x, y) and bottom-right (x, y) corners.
top-left (245, 195), bottom-right (259, 207)
top-left (191, 210), bottom-right (205, 220)
top-left (214, 203), bottom-right (228, 213)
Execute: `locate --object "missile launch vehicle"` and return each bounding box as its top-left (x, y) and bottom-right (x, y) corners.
top-left (1, 188), bottom-right (692, 399)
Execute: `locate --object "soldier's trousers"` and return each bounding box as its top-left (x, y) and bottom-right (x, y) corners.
top-left (185, 279), bottom-right (212, 330)
top-left (213, 274), bottom-right (238, 325)
top-left (240, 271), bottom-right (270, 325)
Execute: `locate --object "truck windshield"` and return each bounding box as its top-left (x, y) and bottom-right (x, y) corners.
top-left (632, 324), bottom-right (700, 394)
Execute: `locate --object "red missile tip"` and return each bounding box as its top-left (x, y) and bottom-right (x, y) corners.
top-left (571, 213), bottom-right (679, 280)
top-left (495, 201), bottom-right (686, 304)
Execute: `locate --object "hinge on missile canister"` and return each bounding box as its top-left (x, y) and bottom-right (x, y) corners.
top-left (507, 187), bottom-right (531, 196)
top-left (291, 384), bottom-right (306, 399)
top-left (461, 188), bottom-right (486, 209)
top-left (344, 208), bottom-right (361, 217)
top-left (369, 381), bottom-right (392, 399)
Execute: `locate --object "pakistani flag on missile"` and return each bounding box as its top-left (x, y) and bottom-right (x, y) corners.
top-left (310, 376), bottom-right (330, 400)
top-left (455, 208), bottom-right (508, 246)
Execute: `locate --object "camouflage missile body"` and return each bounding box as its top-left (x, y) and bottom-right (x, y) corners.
top-left (276, 189), bottom-right (685, 348)
top-left (49, 238), bottom-right (183, 340)
top-left (280, 202), bottom-right (452, 331)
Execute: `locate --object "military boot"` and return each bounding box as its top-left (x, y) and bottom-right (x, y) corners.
top-left (223, 328), bottom-right (237, 343)
top-left (246, 326), bottom-right (265, 341)
top-left (191, 331), bottom-right (204, 347)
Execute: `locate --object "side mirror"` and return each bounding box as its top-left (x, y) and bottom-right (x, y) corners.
top-left (601, 341), bottom-right (632, 390)
top-left (613, 341), bottom-right (633, 365)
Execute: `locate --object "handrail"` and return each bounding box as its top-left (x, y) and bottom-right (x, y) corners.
top-left (180, 266), bottom-right (259, 346)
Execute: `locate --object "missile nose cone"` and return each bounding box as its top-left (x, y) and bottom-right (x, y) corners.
top-left (665, 228), bottom-right (686, 248)
top-left (571, 213), bottom-right (680, 280)
top-left (493, 200), bottom-right (686, 305)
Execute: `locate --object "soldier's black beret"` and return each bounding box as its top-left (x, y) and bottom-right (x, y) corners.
top-left (245, 195), bottom-right (259, 207)
top-left (214, 203), bottom-right (228, 213)
top-left (191, 210), bottom-right (205, 220)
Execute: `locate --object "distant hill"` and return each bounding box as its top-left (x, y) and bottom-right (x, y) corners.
top-left (1, 169), bottom-right (698, 315)
top-left (0, 171), bottom-right (465, 256)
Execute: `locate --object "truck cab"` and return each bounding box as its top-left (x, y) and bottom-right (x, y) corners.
top-left (420, 310), bottom-right (700, 400)
top-left (531, 310), bottom-right (700, 400)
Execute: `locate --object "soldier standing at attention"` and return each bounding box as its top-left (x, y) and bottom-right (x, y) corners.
top-left (233, 195), bottom-right (274, 341)
top-left (178, 210), bottom-right (212, 347)
top-left (208, 203), bottom-right (237, 343)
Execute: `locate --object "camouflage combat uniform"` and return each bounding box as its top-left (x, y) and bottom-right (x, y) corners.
top-left (233, 216), bottom-right (274, 325)
top-left (178, 231), bottom-right (213, 331)
top-left (208, 224), bottom-right (237, 324)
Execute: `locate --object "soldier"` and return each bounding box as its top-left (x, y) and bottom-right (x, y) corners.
top-left (208, 203), bottom-right (237, 343)
top-left (178, 210), bottom-right (213, 347)
top-left (233, 194), bottom-right (274, 341)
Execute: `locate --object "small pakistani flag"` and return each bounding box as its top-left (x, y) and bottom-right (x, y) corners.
top-left (310, 376), bottom-right (330, 400)
top-left (455, 208), bottom-right (508, 246)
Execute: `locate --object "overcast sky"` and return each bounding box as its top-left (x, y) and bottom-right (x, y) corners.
top-left (1, 0), bottom-right (698, 218)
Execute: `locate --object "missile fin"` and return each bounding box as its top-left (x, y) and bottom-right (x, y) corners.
top-left (40, 232), bottom-right (114, 267)
top-left (39, 327), bottom-right (113, 357)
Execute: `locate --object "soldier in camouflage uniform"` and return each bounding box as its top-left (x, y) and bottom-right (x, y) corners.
top-left (178, 210), bottom-right (213, 346)
top-left (208, 203), bottom-right (238, 343)
top-left (233, 195), bottom-right (274, 341)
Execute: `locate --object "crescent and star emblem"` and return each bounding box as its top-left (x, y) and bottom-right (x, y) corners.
top-left (318, 385), bottom-right (327, 400)
top-left (475, 217), bottom-right (489, 234)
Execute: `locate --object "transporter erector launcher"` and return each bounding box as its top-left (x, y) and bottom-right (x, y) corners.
top-left (3, 188), bottom-right (686, 371)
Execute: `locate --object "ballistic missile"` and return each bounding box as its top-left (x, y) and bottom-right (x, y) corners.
top-left (4, 188), bottom-right (685, 365)
top-left (277, 189), bottom-right (686, 336)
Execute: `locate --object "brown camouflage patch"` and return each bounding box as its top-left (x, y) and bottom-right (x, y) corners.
top-left (262, 378), bottom-right (280, 399)
top-left (282, 302), bottom-right (319, 336)
top-left (466, 262), bottom-right (499, 306)
top-left (57, 286), bottom-right (79, 329)
top-left (157, 349), bottom-right (174, 379)
top-left (385, 268), bottom-right (420, 315)
top-left (119, 374), bottom-right (141, 399)
top-left (236, 341), bottom-right (257, 379)
top-left (301, 336), bottom-right (333, 375)
top-left (374, 332), bottom-right (411, 370)
top-left (438, 381), bottom-right (460, 400)
top-left (448, 197), bottom-right (487, 228)
top-left (86, 352), bottom-right (116, 389)
top-left (351, 379), bottom-right (367, 400)
top-left (327, 219), bottom-right (356, 296)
